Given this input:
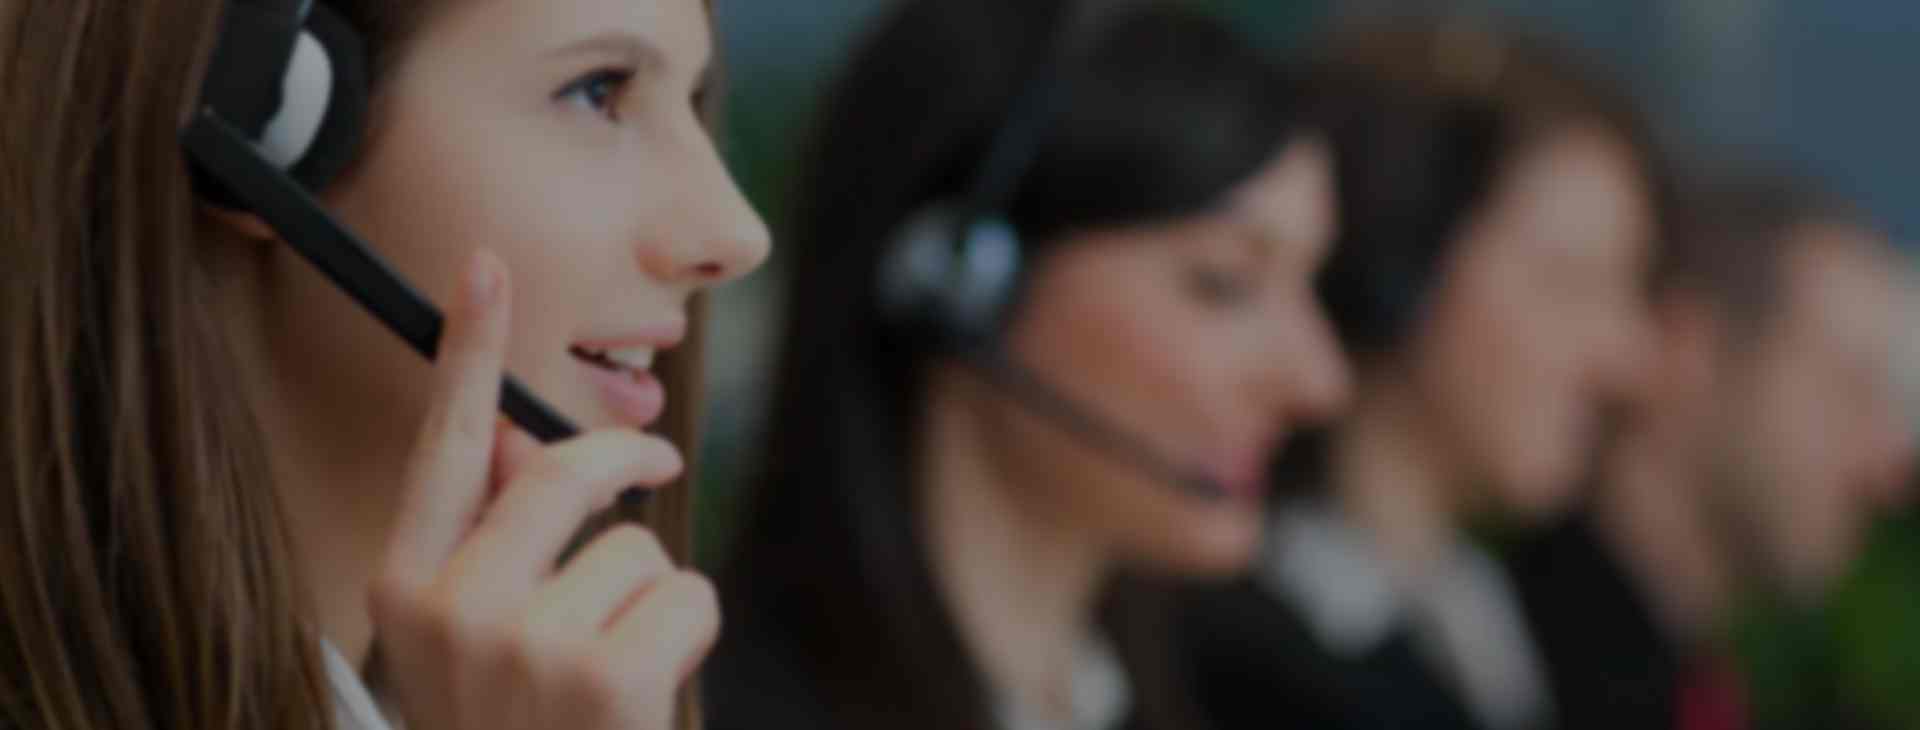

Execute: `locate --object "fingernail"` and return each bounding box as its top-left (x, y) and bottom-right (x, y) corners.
top-left (467, 251), bottom-right (500, 310)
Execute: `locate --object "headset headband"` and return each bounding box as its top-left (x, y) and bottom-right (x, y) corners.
top-left (958, 0), bottom-right (1109, 224)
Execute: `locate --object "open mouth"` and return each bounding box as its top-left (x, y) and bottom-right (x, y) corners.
top-left (569, 345), bottom-right (655, 382)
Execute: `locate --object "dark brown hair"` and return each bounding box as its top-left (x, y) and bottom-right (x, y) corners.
top-left (1273, 18), bottom-right (1673, 487)
top-left (1307, 17), bottom-right (1674, 363)
top-left (0, 2), bottom-right (706, 728)
top-left (1658, 172), bottom-right (1870, 351)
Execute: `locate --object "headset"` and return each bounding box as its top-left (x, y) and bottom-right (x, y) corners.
top-left (180, 0), bottom-right (628, 499)
top-left (873, 0), bottom-right (1225, 499)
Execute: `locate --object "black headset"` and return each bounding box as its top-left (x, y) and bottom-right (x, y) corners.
top-left (182, 0), bottom-right (616, 493)
top-left (190, 0), bottom-right (367, 203)
top-left (873, 0), bottom-right (1225, 499)
top-left (874, 1), bottom-right (1094, 347)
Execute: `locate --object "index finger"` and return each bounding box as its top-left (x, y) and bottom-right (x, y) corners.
top-left (382, 250), bottom-right (513, 591)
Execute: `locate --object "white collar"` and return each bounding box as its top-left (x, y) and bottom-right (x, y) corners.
top-left (322, 639), bottom-right (400, 730)
top-left (1257, 500), bottom-right (1404, 658)
top-left (994, 633), bottom-right (1133, 730)
top-left (1254, 500), bottom-right (1555, 730)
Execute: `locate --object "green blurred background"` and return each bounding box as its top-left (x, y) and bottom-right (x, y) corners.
top-left (699, 1), bottom-right (1920, 727)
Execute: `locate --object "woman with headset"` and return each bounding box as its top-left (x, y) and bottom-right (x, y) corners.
top-left (1179, 21), bottom-right (1667, 730)
top-left (705, 1), bottom-right (1350, 729)
top-left (1, 1), bottom-right (765, 729)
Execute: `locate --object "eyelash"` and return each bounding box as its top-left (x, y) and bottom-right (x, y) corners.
top-left (1185, 266), bottom-right (1257, 309)
top-left (556, 67), bottom-right (635, 120)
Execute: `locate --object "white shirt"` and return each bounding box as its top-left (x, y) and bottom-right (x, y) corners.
top-left (323, 639), bottom-right (400, 730)
top-left (994, 634), bottom-right (1133, 730)
top-left (1256, 501), bottom-right (1554, 730)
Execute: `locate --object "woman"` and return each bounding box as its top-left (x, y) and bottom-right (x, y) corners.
top-left (1180, 21), bottom-right (1666, 730)
top-left (706, 1), bottom-right (1350, 729)
top-left (1, 1), bottom-right (766, 729)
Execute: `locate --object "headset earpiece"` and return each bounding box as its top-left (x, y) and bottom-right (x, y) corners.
top-left (285, 3), bottom-right (368, 192)
top-left (193, 0), bottom-right (369, 206)
top-left (877, 203), bottom-right (962, 330)
top-left (947, 213), bottom-right (1023, 337)
top-left (878, 203), bottom-right (1024, 344)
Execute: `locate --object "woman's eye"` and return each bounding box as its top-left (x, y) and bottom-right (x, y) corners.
top-left (556, 68), bottom-right (634, 119)
top-left (1185, 266), bottom-right (1257, 309)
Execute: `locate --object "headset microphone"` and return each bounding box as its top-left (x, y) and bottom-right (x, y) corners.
top-left (182, 0), bottom-right (642, 503)
top-left (874, 0), bottom-right (1227, 500)
top-left (962, 348), bottom-right (1226, 499)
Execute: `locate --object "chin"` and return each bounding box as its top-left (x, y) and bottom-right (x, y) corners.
top-left (1131, 507), bottom-right (1265, 580)
top-left (1778, 561), bottom-right (1845, 608)
top-left (1493, 449), bottom-right (1585, 520)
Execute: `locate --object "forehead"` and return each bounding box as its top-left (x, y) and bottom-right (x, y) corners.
top-left (423, 0), bottom-right (713, 68)
top-left (1777, 225), bottom-right (1902, 354)
top-left (1492, 126), bottom-right (1653, 248)
top-left (1225, 139), bottom-right (1337, 247)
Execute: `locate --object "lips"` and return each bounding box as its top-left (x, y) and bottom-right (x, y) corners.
top-left (570, 344), bottom-right (656, 380)
top-left (1202, 432), bottom-right (1286, 502)
top-left (569, 325), bottom-right (682, 429)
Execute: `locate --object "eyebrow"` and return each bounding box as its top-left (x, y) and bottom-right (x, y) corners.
top-left (544, 31), bottom-right (669, 75)
top-left (1228, 210), bottom-right (1285, 264)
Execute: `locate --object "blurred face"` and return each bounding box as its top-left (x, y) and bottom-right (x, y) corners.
top-left (1714, 227), bottom-right (1914, 602)
top-left (1408, 125), bottom-right (1653, 519)
top-left (262, 0), bottom-right (767, 463)
top-left (986, 139), bottom-right (1352, 577)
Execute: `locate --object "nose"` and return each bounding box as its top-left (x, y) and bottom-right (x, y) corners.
top-left (635, 128), bottom-right (772, 288)
top-left (1264, 303), bottom-right (1353, 426)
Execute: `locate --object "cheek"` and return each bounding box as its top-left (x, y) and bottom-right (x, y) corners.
top-left (1008, 258), bottom-right (1225, 461)
top-left (329, 104), bottom-right (640, 386)
top-left (1759, 373), bottom-right (1858, 523)
top-left (1420, 277), bottom-right (1586, 504)
top-left (1002, 258), bottom-right (1262, 573)
top-left (1731, 372), bottom-right (1852, 588)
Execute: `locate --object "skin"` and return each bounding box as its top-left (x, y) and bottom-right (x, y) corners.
top-left (920, 139), bottom-right (1351, 724)
top-left (1336, 124), bottom-right (1656, 579)
top-left (1715, 226), bottom-right (1915, 602)
top-left (1602, 221), bottom-right (1915, 641)
top-left (208, 0), bottom-right (768, 726)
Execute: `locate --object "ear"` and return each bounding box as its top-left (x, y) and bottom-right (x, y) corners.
top-left (202, 205), bottom-right (279, 244)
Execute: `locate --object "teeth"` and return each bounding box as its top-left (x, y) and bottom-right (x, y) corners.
top-left (605, 347), bottom-right (655, 372)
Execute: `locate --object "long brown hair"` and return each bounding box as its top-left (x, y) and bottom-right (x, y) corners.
top-left (0, 2), bottom-right (705, 729)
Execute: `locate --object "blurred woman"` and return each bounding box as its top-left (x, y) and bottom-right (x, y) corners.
top-left (706, 1), bottom-right (1349, 729)
top-left (1, 1), bottom-right (765, 728)
top-left (1179, 20), bottom-right (1667, 730)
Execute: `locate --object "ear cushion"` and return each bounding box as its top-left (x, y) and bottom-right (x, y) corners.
top-left (878, 203), bottom-right (965, 329)
top-left (877, 203), bottom-right (1025, 345)
top-left (946, 214), bottom-right (1023, 338)
top-left (287, 2), bottom-right (369, 192)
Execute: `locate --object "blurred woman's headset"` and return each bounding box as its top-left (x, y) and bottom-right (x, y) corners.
top-left (873, 0), bottom-right (1225, 498)
top-left (873, 0), bottom-right (1099, 346)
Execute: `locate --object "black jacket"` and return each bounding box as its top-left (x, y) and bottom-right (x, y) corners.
top-left (1177, 577), bottom-right (1485, 730)
top-left (1504, 514), bottom-right (1682, 730)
